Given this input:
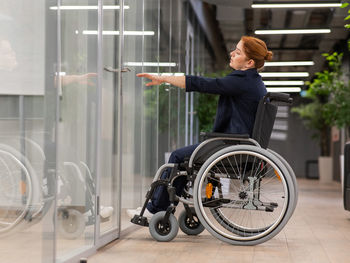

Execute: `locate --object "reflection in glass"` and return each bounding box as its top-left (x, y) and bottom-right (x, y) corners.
top-left (0, 0), bottom-right (56, 262)
top-left (56, 0), bottom-right (98, 259)
top-left (99, 0), bottom-right (120, 235)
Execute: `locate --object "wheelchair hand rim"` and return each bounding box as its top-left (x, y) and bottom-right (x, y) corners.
top-left (195, 148), bottom-right (290, 242)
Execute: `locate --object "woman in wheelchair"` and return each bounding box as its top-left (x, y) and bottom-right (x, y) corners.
top-left (127, 36), bottom-right (298, 245)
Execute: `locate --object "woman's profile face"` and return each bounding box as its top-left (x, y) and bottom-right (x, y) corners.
top-left (229, 40), bottom-right (251, 70)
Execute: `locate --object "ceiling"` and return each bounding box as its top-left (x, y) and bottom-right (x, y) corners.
top-left (201, 0), bottom-right (349, 83)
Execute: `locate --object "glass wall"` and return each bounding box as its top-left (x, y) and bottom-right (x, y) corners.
top-left (57, 0), bottom-right (121, 259)
top-left (0, 0), bottom-right (213, 261)
top-left (121, 0), bottom-right (147, 220)
top-left (0, 0), bottom-right (57, 262)
top-left (100, 0), bottom-right (120, 237)
top-left (56, 0), bottom-right (98, 260)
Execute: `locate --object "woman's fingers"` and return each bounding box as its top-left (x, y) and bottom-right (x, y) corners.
top-left (136, 73), bottom-right (152, 79)
top-left (137, 73), bottom-right (162, 86)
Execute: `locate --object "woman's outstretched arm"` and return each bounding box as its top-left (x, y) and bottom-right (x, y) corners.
top-left (136, 73), bottom-right (186, 89)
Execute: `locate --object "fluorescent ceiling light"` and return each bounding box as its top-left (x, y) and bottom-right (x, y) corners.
top-left (83, 30), bottom-right (155, 36)
top-left (264, 81), bottom-right (304, 85)
top-left (50, 5), bottom-right (130, 10)
top-left (266, 87), bottom-right (301, 93)
top-left (124, 62), bottom-right (177, 67)
top-left (260, 72), bottom-right (309, 77)
top-left (265, 61), bottom-right (314, 67)
top-left (273, 122), bottom-right (288, 131)
top-left (252, 3), bottom-right (341, 8)
top-left (255, 29), bottom-right (331, 35)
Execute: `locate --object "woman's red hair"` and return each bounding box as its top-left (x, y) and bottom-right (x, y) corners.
top-left (241, 36), bottom-right (273, 69)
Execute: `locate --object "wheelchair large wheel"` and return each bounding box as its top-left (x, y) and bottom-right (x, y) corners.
top-left (193, 145), bottom-right (297, 245)
top-left (0, 148), bottom-right (35, 234)
top-left (268, 149), bottom-right (298, 212)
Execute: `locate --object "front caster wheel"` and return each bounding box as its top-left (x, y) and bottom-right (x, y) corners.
top-left (178, 207), bottom-right (204, 235)
top-left (149, 211), bottom-right (179, 242)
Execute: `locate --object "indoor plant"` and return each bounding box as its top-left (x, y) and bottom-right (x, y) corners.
top-left (292, 52), bottom-right (349, 182)
top-left (322, 53), bottom-right (350, 137)
top-left (292, 53), bottom-right (335, 182)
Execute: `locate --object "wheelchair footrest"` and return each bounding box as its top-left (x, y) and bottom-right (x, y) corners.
top-left (270, 202), bottom-right (278, 207)
top-left (131, 215), bottom-right (149, 227)
top-left (203, 198), bottom-right (231, 207)
top-left (265, 206), bottom-right (274, 212)
top-left (262, 202), bottom-right (278, 212)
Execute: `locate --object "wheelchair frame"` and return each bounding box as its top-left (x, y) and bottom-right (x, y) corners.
top-left (131, 92), bottom-right (298, 246)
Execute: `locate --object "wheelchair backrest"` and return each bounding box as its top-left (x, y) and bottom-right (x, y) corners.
top-left (189, 93), bottom-right (292, 168)
top-left (251, 92), bottom-right (292, 149)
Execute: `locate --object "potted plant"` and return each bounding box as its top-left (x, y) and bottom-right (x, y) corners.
top-left (322, 53), bottom-right (350, 137)
top-left (322, 51), bottom-right (350, 185)
top-left (292, 53), bottom-right (336, 182)
top-left (293, 51), bottom-right (350, 182)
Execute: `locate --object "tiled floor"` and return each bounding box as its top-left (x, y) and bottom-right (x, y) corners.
top-left (89, 178), bottom-right (350, 263)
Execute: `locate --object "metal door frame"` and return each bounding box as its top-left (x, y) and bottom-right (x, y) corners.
top-left (185, 21), bottom-right (194, 146)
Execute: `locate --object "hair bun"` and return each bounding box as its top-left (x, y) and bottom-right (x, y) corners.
top-left (265, 51), bottom-right (273, 61)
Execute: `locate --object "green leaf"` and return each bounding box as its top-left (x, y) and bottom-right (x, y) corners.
top-left (345, 24), bottom-right (350, 28)
top-left (341, 2), bottom-right (349, 8)
top-left (345, 15), bottom-right (350, 20)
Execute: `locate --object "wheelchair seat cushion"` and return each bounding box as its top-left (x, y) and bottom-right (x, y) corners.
top-left (199, 132), bottom-right (249, 141)
top-left (192, 139), bottom-right (239, 165)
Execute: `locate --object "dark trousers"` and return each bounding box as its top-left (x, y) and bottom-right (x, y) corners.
top-left (147, 143), bottom-right (199, 213)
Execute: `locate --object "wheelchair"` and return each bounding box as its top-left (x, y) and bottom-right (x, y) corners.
top-left (131, 92), bottom-right (298, 246)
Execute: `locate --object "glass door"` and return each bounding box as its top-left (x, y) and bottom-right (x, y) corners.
top-left (55, 0), bottom-right (99, 261)
top-left (55, 0), bottom-right (122, 260)
top-left (96, 0), bottom-right (122, 244)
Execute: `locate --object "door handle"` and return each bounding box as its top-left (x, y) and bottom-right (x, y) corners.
top-left (104, 67), bottom-right (131, 73)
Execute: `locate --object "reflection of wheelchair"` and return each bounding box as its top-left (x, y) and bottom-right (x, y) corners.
top-left (0, 139), bottom-right (106, 239)
top-left (131, 92), bottom-right (298, 245)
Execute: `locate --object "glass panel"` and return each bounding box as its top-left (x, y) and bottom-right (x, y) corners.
top-left (120, 0), bottom-right (145, 229)
top-left (177, 2), bottom-right (187, 148)
top-left (99, 0), bottom-right (120, 235)
top-left (169, 0), bottom-right (181, 152)
top-left (0, 0), bottom-right (57, 262)
top-left (56, 0), bottom-right (98, 260)
top-left (141, 0), bottom-right (159, 203)
top-left (158, 0), bottom-right (171, 166)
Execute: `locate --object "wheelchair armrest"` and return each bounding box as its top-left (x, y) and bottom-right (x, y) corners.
top-left (265, 92), bottom-right (293, 105)
top-left (200, 132), bottom-right (250, 141)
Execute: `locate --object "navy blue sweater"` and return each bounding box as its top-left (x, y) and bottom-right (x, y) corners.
top-left (185, 68), bottom-right (267, 136)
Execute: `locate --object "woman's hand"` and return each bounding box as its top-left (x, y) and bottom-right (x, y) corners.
top-left (136, 73), bottom-right (164, 86)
